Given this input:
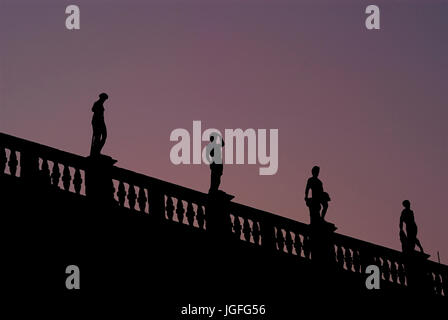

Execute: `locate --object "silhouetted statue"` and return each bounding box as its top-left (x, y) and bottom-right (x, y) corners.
top-left (206, 132), bottom-right (225, 194)
top-left (305, 166), bottom-right (331, 224)
top-left (90, 93), bottom-right (109, 156)
top-left (400, 200), bottom-right (424, 253)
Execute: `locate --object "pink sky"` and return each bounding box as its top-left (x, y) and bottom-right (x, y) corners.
top-left (1, 0), bottom-right (447, 261)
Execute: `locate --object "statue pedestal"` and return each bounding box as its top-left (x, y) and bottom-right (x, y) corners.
top-left (311, 219), bottom-right (337, 232)
top-left (309, 219), bottom-right (337, 268)
top-left (206, 190), bottom-right (234, 239)
top-left (85, 154), bottom-right (117, 208)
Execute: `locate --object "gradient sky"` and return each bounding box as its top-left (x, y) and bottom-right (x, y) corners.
top-left (1, 0), bottom-right (447, 262)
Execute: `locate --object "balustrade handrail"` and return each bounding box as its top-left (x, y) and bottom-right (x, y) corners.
top-left (1, 131), bottom-right (447, 279)
top-left (0, 132), bottom-right (87, 169)
top-left (426, 259), bottom-right (448, 273)
top-left (230, 202), bottom-right (310, 234)
top-left (111, 166), bottom-right (209, 206)
top-left (333, 232), bottom-right (405, 261)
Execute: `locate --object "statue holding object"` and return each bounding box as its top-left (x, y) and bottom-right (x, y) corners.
top-left (305, 166), bottom-right (331, 225)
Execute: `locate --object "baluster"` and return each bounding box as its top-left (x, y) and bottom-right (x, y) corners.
top-left (19, 152), bottom-right (26, 177)
top-left (285, 230), bottom-right (293, 254)
top-left (233, 216), bottom-right (242, 239)
top-left (8, 150), bottom-right (18, 177)
top-left (0, 147), bottom-right (6, 174)
top-left (344, 247), bottom-right (353, 271)
top-left (364, 253), bottom-right (377, 274)
top-left (353, 249), bottom-right (361, 273)
top-left (428, 273), bottom-right (435, 294)
top-left (196, 205), bottom-right (205, 229)
top-left (252, 221), bottom-right (260, 245)
top-left (442, 273), bottom-right (448, 297)
top-left (276, 228), bottom-right (285, 252)
top-left (137, 187), bottom-right (147, 213)
top-left (369, 256), bottom-right (377, 271)
top-left (166, 196), bottom-right (174, 221)
top-left (117, 181), bottom-right (126, 207)
top-left (127, 184), bottom-right (137, 210)
top-left (390, 261), bottom-right (398, 284)
top-left (336, 245), bottom-right (344, 268)
top-left (382, 258), bottom-right (390, 282)
top-left (40, 159), bottom-right (51, 184)
top-left (397, 263), bottom-right (405, 285)
top-left (242, 218), bottom-right (251, 242)
top-left (294, 233), bottom-right (303, 257)
top-left (434, 273), bottom-right (442, 296)
top-left (51, 161), bottom-right (60, 187)
top-left (358, 249), bottom-right (367, 273)
top-left (73, 168), bottom-right (82, 194)
top-left (110, 178), bottom-right (115, 200)
top-left (62, 164), bottom-right (71, 191)
top-left (176, 199), bottom-right (185, 223)
top-left (303, 235), bottom-right (311, 259)
top-left (147, 189), bottom-right (151, 215)
top-left (186, 202), bottom-right (195, 226)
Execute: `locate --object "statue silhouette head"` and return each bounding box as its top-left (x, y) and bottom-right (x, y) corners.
top-left (402, 200), bottom-right (411, 209)
top-left (99, 93), bottom-right (109, 101)
top-left (311, 166), bottom-right (320, 177)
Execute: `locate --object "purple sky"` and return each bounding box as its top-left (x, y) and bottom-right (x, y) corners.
top-left (1, 0), bottom-right (447, 262)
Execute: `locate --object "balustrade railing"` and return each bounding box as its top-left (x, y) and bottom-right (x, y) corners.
top-left (333, 233), bottom-right (408, 287)
top-left (229, 203), bottom-right (311, 259)
top-left (111, 166), bottom-right (208, 230)
top-left (427, 260), bottom-right (448, 296)
top-left (0, 133), bottom-right (87, 195)
top-left (1, 131), bottom-right (446, 296)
